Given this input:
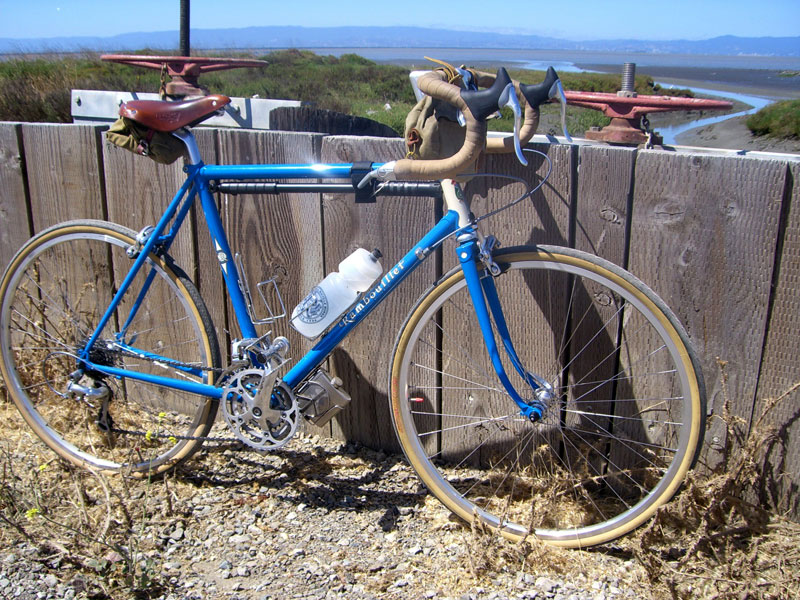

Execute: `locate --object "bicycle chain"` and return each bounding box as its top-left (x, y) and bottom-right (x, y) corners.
top-left (96, 345), bottom-right (248, 445)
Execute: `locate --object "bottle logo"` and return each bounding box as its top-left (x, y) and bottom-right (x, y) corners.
top-left (297, 286), bottom-right (328, 324)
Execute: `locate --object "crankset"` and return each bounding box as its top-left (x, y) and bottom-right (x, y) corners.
top-left (220, 368), bottom-right (299, 451)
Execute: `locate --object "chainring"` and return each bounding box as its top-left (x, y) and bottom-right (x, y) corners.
top-left (220, 368), bottom-right (299, 450)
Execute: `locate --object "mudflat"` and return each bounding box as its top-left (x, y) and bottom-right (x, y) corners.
top-left (577, 63), bottom-right (800, 99)
top-left (576, 63), bottom-right (799, 153)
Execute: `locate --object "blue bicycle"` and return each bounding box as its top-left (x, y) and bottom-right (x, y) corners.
top-left (0, 66), bottom-right (705, 547)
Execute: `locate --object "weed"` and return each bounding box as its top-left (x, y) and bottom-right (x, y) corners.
top-left (747, 99), bottom-right (800, 138)
top-left (628, 360), bottom-right (800, 599)
top-left (0, 49), bottom-right (691, 138)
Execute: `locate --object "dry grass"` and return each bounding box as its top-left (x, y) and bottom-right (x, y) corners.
top-left (1, 362), bottom-right (799, 599)
top-left (626, 362), bottom-right (800, 599)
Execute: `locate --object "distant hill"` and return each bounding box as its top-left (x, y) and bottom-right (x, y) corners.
top-left (1, 26), bottom-right (798, 57)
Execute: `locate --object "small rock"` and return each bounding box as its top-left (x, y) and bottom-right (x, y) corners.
top-left (219, 559), bottom-right (233, 570)
top-left (236, 566), bottom-right (250, 577)
top-left (535, 577), bottom-right (558, 593)
top-left (230, 534), bottom-right (252, 546)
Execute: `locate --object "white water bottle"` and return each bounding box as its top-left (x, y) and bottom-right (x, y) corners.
top-left (291, 248), bottom-right (383, 339)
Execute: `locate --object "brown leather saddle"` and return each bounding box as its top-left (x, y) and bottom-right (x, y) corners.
top-left (119, 94), bottom-right (231, 132)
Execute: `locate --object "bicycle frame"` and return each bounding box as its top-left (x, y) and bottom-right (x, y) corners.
top-left (78, 131), bottom-right (542, 418)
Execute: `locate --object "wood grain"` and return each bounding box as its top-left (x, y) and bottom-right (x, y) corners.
top-left (753, 162), bottom-right (800, 517)
top-left (322, 135), bottom-right (438, 452)
top-left (21, 124), bottom-right (106, 231)
top-left (628, 150), bottom-right (787, 471)
top-left (0, 123), bottom-right (30, 271)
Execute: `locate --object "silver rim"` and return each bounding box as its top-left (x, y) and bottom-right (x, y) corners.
top-left (0, 225), bottom-right (214, 472)
top-left (394, 251), bottom-right (701, 545)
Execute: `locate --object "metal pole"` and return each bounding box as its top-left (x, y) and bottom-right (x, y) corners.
top-left (180, 0), bottom-right (190, 56)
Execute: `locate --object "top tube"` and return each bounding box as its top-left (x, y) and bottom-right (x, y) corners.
top-left (200, 163), bottom-right (384, 181)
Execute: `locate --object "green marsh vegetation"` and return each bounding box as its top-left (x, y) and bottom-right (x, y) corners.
top-left (747, 99), bottom-right (800, 139)
top-left (0, 49), bottom-right (695, 137)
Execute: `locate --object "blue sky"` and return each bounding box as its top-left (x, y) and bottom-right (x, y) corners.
top-left (0, 0), bottom-right (798, 41)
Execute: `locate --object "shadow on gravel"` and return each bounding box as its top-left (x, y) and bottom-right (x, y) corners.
top-left (174, 439), bottom-right (426, 522)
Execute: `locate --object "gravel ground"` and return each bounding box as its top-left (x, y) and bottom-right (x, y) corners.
top-left (0, 410), bottom-right (654, 600)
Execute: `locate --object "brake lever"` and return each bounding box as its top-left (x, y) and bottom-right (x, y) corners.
top-left (551, 78), bottom-right (573, 143)
top-left (455, 67), bottom-right (478, 127)
top-left (499, 82), bottom-right (527, 166)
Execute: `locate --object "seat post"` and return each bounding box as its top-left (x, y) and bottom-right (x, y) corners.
top-left (172, 129), bottom-right (202, 165)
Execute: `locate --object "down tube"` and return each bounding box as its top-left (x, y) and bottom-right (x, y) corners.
top-left (282, 210), bottom-right (460, 389)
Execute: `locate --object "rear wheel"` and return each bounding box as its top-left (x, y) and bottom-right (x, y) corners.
top-left (0, 220), bottom-right (220, 475)
top-left (390, 246), bottom-right (705, 547)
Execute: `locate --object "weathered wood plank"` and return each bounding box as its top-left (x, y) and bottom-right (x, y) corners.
top-left (568, 145), bottom-right (637, 471)
top-left (0, 123), bottom-right (30, 271)
top-left (467, 143), bottom-right (575, 248)
top-left (101, 131), bottom-right (201, 414)
top-left (101, 131), bottom-right (193, 268)
top-left (753, 162), bottom-right (800, 517)
top-left (216, 129), bottom-right (325, 424)
top-left (321, 136), bottom-right (438, 452)
top-left (575, 145), bottom-right (636, 266)
top-left (21, 123), bottom-right (105, 231)
top-left (628, 151), bottom-right (787, 471)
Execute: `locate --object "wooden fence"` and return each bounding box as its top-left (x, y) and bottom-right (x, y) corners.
top-left (1, 122), bottom-right (798, 516)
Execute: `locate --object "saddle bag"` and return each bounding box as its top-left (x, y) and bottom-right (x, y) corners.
top-left (105, 117), bottom-right (186, 165)
top-left (403, 58), bottom-right (475, 161)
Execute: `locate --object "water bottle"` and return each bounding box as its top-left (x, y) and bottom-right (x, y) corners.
top-left (291, 248), bottom-right (383, 339)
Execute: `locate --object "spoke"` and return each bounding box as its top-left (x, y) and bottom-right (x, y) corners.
top-left (9, 310), bottom-right (75, 352)
top-left (558, 431), bottom-right (631, 514)
top-left (549, 290), bottom-right (627, 385)
top-left (554, 368), bottom-right (678, 392)
top-left (20, 267), bottom-right (93, 341)
top-left (564, 408), bottom-right (682, 427)
top-left (565, 427), bottom-right (679, 454)
top-left (411, 362), bottom-right (505, 394)
top-left (570, 339), bottom-right (669, 404)
top-left (417, 413), bottom-right (517, 438)
top-left (420, 326), bottom-right (495, 384)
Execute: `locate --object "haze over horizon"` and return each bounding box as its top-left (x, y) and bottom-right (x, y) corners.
top-left (1, 0), bottom-right (798, 43)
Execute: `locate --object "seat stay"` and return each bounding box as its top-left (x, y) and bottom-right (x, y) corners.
top-left (81, 172), bottom-right (199, 360)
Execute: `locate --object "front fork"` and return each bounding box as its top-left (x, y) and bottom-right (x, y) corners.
top-left (456, 237), bottom-right (553, 421)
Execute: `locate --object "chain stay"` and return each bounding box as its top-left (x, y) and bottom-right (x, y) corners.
top-left (87, 343), bottom-right (243, 443)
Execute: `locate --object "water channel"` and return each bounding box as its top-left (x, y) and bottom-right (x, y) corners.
top-left (653, 85), bottom-right (775, 145)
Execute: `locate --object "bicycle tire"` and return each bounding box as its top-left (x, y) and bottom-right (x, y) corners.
top-left (0, 220), bottom-right (221, 475)
top-left (390, 245), bottom-right (705, 547)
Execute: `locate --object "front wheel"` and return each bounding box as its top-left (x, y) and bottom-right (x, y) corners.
top-left (390, 246), bottom-right (705, 547)
top-left (0, 220), bottom-right (221, 475)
